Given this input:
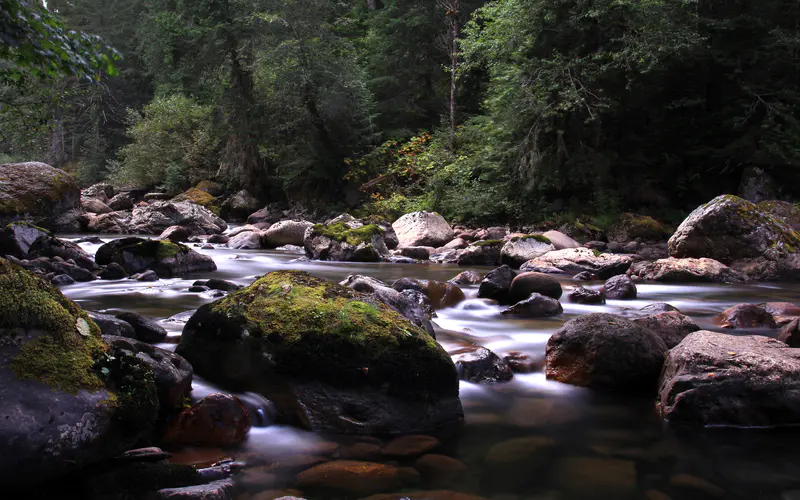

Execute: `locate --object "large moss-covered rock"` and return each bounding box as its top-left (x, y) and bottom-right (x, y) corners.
top-left (0, 162), bottom-right (81, 231)
top-left (304, 223), bottom-right (388, 262)
top-left (668, 194), bottom-right (800, 263)
top-left (171, 187), bottom-right (219, 214)
top-left (0, 258), bottom-right (159, 485)
top-left (95, 237), bottom-right (217, 277)
top-left (609, 213), bottom-right (666, 242)
top-left (176, 271), bottom-right (462, 434)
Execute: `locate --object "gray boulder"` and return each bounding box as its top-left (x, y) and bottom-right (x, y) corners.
top-left (392, 212), bottom-right (454, 248)
top-left (520, 247), bottom-right (632, 279)
top-left (501, 236), bottom-right (555, 268)
top-left (628, 257), bottom-right (747, 283)
top-left (131, 201), bottom-right (226, 235)
top-left (95, 237), bottom-right (217, 278)
top-left (262, 220), bottom-right (314, 248)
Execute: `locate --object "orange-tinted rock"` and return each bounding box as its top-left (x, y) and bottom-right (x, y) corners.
top-left (338, 442), bottom-right (382, 461)
top-left (414, 454), bottom-right (467, 488)
top-left (382, 435), bottom-right (441, 458)
top-left (167, 447), bottom-right (231, 468)
top-left (296, 460), bottom-right (420, 496)
top-left (715, 304), bottom-right (776, 329)
top-left (163, 393), bottom-right (251, 447)
top-left (763, 302), bottom-right (800, 326)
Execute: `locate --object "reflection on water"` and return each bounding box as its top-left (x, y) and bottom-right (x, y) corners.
top-left (57, 235), bottom-right (800, 499)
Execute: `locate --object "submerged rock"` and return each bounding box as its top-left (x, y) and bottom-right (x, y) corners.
top-left (0, 162), bottom-right (81, 231)
top-left (304, 223), bottom-right (388, 262)
top-left (296, 460), bottom-right (420, 496)
top-left (628, 257), bottom-right (747, 283)
top-left (546, 313), bottom-right (668, 392)
top-left (115, 311), bottom-right (168, 344)
top-left (163, 394), bottom-right (251, 446)
top-left (393, 212), bottom-right (454, 248)
top-left (96, 237), bottom-right (217, 277)
top-left (668, 194), bottom-right (800, 263)
top-left (520, 247), bottom-right (632, 279)
top-left (176, 271), bottom-right (462, 434)
top-left (658, 330), bottom-right (800, 426)
top-left (0, 258), bottom-right (159, 486)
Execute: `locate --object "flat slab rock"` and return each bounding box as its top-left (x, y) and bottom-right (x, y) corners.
top-left (659, 330), bottom-right (800, 427)
top-left (520, 248), bottom-right (632, 279)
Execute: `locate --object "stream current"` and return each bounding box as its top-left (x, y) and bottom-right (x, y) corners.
top-left (58, 233), bottom-right (800, 500)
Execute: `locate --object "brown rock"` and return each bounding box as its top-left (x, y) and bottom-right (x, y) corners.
top-left (633, 311), bottom-right (700, 349)
top-left (295, 460), bottom-right (420, 496)
top-left (778, 318), bottom-right (800, 347)
top-left (763, 302), bottom-right (800, 326)
top-left (553, 457), bottom-right (637, 499)
top-left (502, 351), bottom-right (543, 373)
top-left (508, 272), bottom-right (563, 302)
top-left (483, 436), bottom-right (556, 490)
top-left (715, 304), bottom-right (777, 329)
top-left (163, 394), bottom-right (251, 447)
top-left (449, 270), bottom-right (482, 285)
top-left (160, 225), bottom-right (190, 242)
top-left (382, 435), bottom-right (441, 459)
top-left (337, 442), bottom-right (382, 461)
top-left (413, 455), bottom-right (467, 489)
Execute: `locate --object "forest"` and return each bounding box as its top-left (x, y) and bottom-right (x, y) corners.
top-left (2, 0), bottom-right (800, 227)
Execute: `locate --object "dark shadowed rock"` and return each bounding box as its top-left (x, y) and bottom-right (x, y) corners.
top-left (104, 335), bottom-right (193, 411)
top-left (222, 190), bottom-right (260, 221)
top-left (0, 258), bottom-right (159, 486)
top-left (161, 226), bottom-right (190, 243)
top-left (568, 286), bottom-right (605, 305)
top-left (0, 221), bottom-right (50, 258)
top-left (397, 246), bottom-right (432, 260)
top-left (96, 237), bottom-right (217, 277)
top-left (340, 274), bottom-right (433, 334)
top-left (633, 311), bottom-right (700, 348)
top-left (573, 271), bottom-right (599, 281)
top-left (116, 311), bottom-right (168, 343)
top-left (451, 346), bottom-right (513, 384)
top-left (603, 275), bottom-right (637, 300)
top-left (502, 352), bottom-right (543, 373)
top-left (628, 258), bottom-right (747, 283)
top-left (546, 313), bottom-right (668, 392)
top-left (778, 319), bottom-right (800, 347)
top-left (477, 265), bottom-right (517, 304)
top-left (108, 192), bottom-right (134, 211)
top-left (51, 274), bottom-right (75, 285)
top-left (392, 279), bottom-right (465, 309)
top-left (89, 312), bottom-right (135, 338)
top-left (133, 270), bottom-right (159, 282)
top-left (501, 293), bottom-right (563, 318)
top-left (157, 479), bottom-right (234, 500)
top-left (296, 460), bottom-right (420, 497)
top-left (762, 302), bottom-right (800, 326)
top-left (659, 331), bottom-right (800, 426)
top-left (715, 304), bottom-right (777, 329)
top-left (82, 198), bottom-right (113, 214)
top-left (456, 242), bottom-right (502, 266)
top-left (100, 262), bottom-right (129, 280)
top-left (194, 279), bottom-right (241, 292)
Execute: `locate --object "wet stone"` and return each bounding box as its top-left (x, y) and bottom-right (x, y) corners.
top-left (382, 435), bottom-right (441, 459)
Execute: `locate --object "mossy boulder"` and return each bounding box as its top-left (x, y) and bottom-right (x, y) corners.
top-left (668, 194), bottom-right (800, 263)
top-left (95, 237), bottom-right (217, 278)
top-left (0, 162), bottom-right (81, 231)
top-left (758, 200), bottom-right (800, 230)
top-left (0, 258), bottom-right (159, 485)
top-left (176, 271), bottom-right (463, 434)
top-left (610, 213), bottom-right (667, 242)
top-left (304, 223), bottom-right (388, 262)
top-left (171, 188), bottom-right (219, 215)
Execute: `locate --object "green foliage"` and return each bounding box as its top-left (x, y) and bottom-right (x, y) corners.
top-left (311, 223), bottom-right (384, 246)
top-left (110, 94), bottom-right (217, 192)
top-left (0, 0), bottom-right (119, 83)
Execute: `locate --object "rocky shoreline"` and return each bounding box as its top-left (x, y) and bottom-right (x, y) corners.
top-left (4, 161), bottom-right (800, 499)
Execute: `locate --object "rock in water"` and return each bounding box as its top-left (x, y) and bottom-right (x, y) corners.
top-left (658, 331), bottom-right (800, 426)
top-left (0, 221), bottom-right (50, 258)
top-left (501, 293), bottom-right (563, 318)
top-left (508, 272), bottom-right (563, 302)
top-left (451, 346), bottom-right (513, 383)
top-left (340, 274), bottom-right (433, 334)
top-left (714, 304), bottom-right (776, 329)
top-left (176, 271), bottom-right (463, 434)
top-left (632, 312), bottom-right (699, 349)
top-left (520, 248), bottom-right (632, 279)
top-left (668, 194), bottom-right (800, 263)
top-left (130, 201), bottom-right (227, 235)
top-left (456, 241), bottom-right (502, 266)
top-left (262, 220), bottom-right (314, 248)
top-left (304, 223), bottom-right (388, 262)
top-left (0, 258), bottom-right (159, 486)
top-left (500, 236), bottom-right (555, 268)
top-left (477, 265), bottom-right (517, 304)
top-left (392, 212), bottom-right (455, 248)
top-left (96, 237), bottom-right (216, 278)
top-left (627, 257), bottom-right (747, 283)
top-left (0, 162), bottom-right (81, 231)
top-left (163, 393), bottom-right (251, 446)
top-left (603, 275), bottom-right (637, 300)
top-left (546, 313), bottom-right (668, 392)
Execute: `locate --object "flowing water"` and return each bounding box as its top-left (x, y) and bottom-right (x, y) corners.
top-left (59, 233), bottom-right (800, 500)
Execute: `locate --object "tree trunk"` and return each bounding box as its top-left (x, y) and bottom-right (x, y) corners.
top-left (447, 0), bottom-right (460, 150)
top-left (366, 0), bottom-right (377, 9)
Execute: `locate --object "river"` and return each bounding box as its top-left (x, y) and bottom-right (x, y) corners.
top-left (59, 233), bottom-right (800, 500)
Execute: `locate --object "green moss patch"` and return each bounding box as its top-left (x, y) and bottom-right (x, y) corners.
top-left (172, 187), bottom-right (219, 214)
top-left (183, 271), bottom-right (456, 401)
top-left (311, 223), bottom-right (384, 246)
top-left (510, 234), bottom-right (551, 244)
top-left (0, 258), bottom-right (107, 393)
top-left (473, 239), bottom-right (504, 247)
top-left (132, 240), bottom-right (188, 259)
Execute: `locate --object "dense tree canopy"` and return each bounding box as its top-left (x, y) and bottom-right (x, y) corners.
top-left (1, 0), bottom-right (799, 225)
